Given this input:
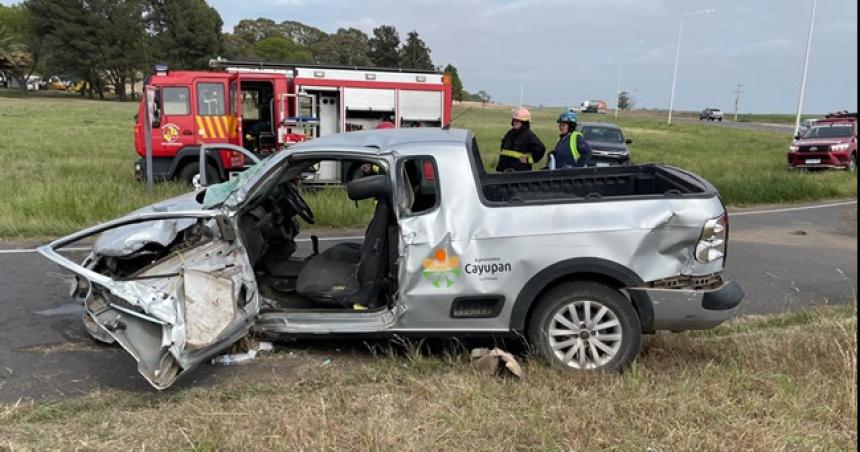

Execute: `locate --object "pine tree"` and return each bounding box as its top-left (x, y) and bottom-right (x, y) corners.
top-left (368, 25), bottom-right (400, 67)
top-left (145, 0), bottom-right (224, 69)
top-left (443, 64), bottom-right (465, 102)
top-left (399, 30), bottom-right (433, 70)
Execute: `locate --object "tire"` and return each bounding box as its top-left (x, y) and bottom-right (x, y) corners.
top-left (528, 281), bottom-right (641, 373)
top-left (177, 161), bottom-right (221, 187)
top-left (718, 118), bottom-right (723, 122)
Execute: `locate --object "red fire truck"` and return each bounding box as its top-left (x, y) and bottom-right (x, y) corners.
top-left (134, 59), bottom-right (453, 185)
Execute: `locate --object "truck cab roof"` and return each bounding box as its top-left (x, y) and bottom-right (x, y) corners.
top-left (290, 127), bottom-right (471, 155)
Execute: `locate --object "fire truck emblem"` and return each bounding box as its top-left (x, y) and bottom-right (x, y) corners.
top-left (161, 123), bottom-right (180, 144)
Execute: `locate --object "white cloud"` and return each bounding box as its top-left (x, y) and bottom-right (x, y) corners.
top-left (210, 0), bottom-right (858, 112)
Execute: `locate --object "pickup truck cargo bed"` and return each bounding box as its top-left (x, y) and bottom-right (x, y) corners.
top-left (478, 165), bottom-right (712, 204)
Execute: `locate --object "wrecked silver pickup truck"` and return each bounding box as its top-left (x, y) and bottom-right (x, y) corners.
top-left (40, 128), bottom-right (744, 389)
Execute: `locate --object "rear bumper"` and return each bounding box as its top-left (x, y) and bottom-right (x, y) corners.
top-left (629, 279), bottom-right (744, 331)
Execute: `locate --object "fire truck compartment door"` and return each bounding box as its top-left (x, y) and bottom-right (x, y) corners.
top-left (344, 88), bottom-right (395, 111)
top-left (398, 90), bottom-right (442, 121)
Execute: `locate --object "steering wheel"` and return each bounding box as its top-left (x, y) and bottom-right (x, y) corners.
top-left (283, 182), bottom-right (315, 224)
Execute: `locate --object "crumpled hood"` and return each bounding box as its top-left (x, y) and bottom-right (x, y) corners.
top-left (94, 191), bottom-right (211, 257)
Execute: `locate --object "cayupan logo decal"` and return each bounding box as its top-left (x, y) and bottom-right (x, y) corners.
top-left (162, 123), bottom-right (180, 144)
top-left (464, 257), bottom-right (513, 281)
top-left (422, 249), bottom-right (461, 288)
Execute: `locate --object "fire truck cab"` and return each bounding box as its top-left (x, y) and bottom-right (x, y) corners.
top-left (135, 59), bottom-right (453, 185)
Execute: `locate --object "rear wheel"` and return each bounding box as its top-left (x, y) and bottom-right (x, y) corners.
top-left (178, 161), bottom-right (221, 187)
top-left (528, 281), bottom-right (641, 372)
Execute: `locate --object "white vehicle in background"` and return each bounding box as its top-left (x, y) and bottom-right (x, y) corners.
top-left (26, 75), bottom-right (41, 91)
top-left (7, 74), bottom-right (42, 91)
top-left (699, 108), bottom-right (724, 121)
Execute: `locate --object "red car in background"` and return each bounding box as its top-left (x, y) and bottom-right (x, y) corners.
top-left (787, 112), bottom-right (857, 172)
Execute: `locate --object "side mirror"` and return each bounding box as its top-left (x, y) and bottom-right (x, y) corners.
top-left (794, 133), bottom-right (801, 140)
top-left (625, 138), bottom-right (633, 144)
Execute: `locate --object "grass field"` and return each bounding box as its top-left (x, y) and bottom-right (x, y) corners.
top-left (0, 92), bottom-right (855, 238)
top-left (1, 304), bottom-right (855, 450)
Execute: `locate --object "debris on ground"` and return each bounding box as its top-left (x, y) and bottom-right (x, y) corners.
top-left (470, 348), bottom-right (524, 379)
top-left (212, 342), bottom-right (275, 366)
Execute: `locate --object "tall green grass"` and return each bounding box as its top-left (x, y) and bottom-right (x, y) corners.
top-left (0, 95), bottom-right (190, 237)
top-left (0, 95), bottom-right (855, 238)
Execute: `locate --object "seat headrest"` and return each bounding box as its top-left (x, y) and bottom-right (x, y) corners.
top-left (347, 175), bottom-right (391, 201)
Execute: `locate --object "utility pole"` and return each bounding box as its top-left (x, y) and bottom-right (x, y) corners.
top-left (668, 9), bottom-right (716, 125)
top-left (519, 86), bottom-right (524, 106)
top-left (794, 0), bottom-right (817, 136)
top-left (733, 84), bottom-right (744, 122)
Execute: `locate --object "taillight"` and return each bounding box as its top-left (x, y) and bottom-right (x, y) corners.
top-left (695, 213), bottom-right (727, 263)
top-left (422, 159), bottom-right (435, 180)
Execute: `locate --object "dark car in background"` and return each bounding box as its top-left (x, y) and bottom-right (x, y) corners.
top-left (580, 122), bottom-right (632, 166)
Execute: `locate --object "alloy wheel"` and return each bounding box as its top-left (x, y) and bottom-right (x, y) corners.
top-left (547, 299), bottom-right (623, 369)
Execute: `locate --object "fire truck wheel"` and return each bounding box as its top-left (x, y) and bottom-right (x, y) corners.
top-left (178, 162), bottom-right (221, 186)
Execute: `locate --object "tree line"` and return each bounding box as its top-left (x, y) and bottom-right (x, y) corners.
top-left (0, 2), bottom-right (488, 102)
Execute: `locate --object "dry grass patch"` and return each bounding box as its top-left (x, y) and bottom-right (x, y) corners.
top-left (1, 304), bottom-right (856, 451)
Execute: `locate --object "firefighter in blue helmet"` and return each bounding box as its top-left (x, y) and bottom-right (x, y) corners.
top-left (547, 111), bottom-right (592, 169)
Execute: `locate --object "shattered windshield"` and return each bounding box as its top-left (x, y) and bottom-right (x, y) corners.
top-left (202, 158), bottom-right (271, 208)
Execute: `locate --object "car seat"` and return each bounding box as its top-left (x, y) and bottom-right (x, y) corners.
top-left (295, 175), bottom-right (393, 308)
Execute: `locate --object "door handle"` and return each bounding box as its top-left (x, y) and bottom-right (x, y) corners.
top-left (182, 130), bottom-right (193, 135)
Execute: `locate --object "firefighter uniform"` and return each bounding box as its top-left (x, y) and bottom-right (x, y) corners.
top-left (496, 108), bottom-right (546, 172)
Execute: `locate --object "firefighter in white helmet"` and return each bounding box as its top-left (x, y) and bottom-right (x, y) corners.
top-left (496, 107), bottom-right (546, 172)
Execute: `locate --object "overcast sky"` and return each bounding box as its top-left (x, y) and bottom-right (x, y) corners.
top-left (4, 0), bottom-right (855, 112)
top-left (208, 0), bottom-right (856, 113)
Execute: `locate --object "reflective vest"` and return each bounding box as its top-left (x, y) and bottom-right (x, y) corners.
top-left (568, 132), bottom-right (583, 162)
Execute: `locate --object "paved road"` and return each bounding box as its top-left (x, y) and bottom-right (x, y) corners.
top-left (675, 117), bottom-right (796, 134)
top-left (0, 202), bottom-right (855, 402)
